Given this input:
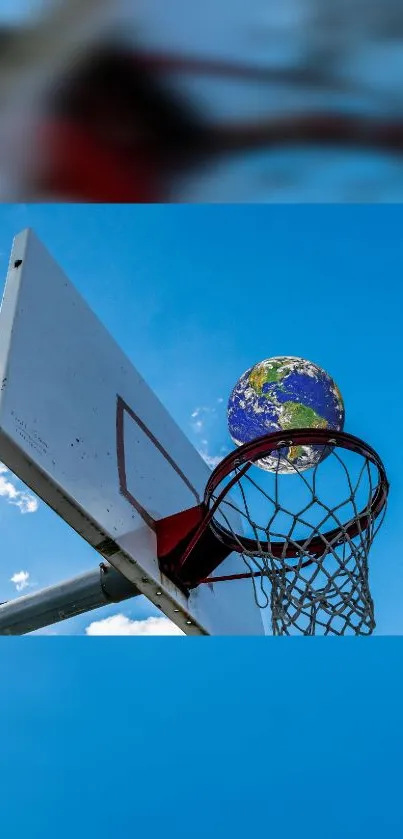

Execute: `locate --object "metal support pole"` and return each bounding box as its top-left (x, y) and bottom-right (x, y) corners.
top-left (0, 563), bottom-right (140, 635)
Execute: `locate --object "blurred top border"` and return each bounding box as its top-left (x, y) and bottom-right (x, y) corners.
top-left (1, 0), bottom-right (403, 203)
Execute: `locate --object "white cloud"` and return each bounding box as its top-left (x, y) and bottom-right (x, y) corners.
top-left (0, 464), bottom-right (39, 513)
top-left (190, 403), bottom-right (220, 431)
top-left (14, 492), bottom-right (39, 514)
top-left (85, 614), bottom-right (185, 636)
top-left (198, 449), bottom-right (223, 469)
top-left (10, 570), bottom-right (30, 592)
top-left (190, 402), bottom-right (227, 471)
top-left (190, 406), bottom-right (209, 433)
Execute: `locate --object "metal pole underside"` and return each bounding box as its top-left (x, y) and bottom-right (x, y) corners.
top-left (0, 563), bottom-right (140, 635)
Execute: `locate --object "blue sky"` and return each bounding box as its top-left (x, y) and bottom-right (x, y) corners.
top-left (0, 203), bottom-right (401, 635)
top-left (1, 637), bottom-right (403, 837)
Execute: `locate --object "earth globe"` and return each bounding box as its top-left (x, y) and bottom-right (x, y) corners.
top-left (227, 356), bottom-right (345, 474)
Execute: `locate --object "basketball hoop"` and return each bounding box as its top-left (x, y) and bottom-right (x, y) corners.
top-left (157, 429), bottom-right (389, 635)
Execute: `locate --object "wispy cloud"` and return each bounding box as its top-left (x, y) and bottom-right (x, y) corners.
top-left (190, 401), bottom-right (228, 470)
top-left (0, 464), bottom-right (39, 513)
top-left (198, 446), bottom-right (224, 470)
top-left (85, 614), bottom-right (185, 636)
top-left (190, 405), bottom-right (216, 433)
top-left (10, 570), bottom-right (30, 592)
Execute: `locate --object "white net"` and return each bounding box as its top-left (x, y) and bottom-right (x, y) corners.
top-left (206, 435), bottom-right (388, 635)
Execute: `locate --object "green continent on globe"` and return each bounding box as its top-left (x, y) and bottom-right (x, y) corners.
top-left (281, 401), bottom-right (328, 430)
top-left (249, 360), bottom-right (284, 392)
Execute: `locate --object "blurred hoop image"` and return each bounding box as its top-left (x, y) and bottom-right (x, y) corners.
top-left (1, 0), bottom-right (403, 201)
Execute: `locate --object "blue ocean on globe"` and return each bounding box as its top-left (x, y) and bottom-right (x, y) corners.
top-left (227, 356), bottom-right (345, 474)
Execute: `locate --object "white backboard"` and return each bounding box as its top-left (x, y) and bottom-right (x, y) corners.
top-left (0, 229), bottom-right (265, 635)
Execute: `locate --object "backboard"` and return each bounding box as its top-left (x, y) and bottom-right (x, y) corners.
top-left (0, 229), bottom-right (265, 635)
